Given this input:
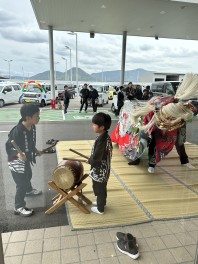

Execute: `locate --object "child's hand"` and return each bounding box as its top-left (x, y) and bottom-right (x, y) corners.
top-left (17, 152), bottom-right (26, 161)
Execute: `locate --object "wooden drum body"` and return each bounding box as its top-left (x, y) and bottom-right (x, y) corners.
top-left (52, 160), bottom-right (84, 190)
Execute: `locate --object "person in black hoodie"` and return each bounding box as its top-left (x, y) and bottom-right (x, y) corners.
top-left (116, 86), bottom-right (125, 116)
top-left (5, 104), bottom-right (43, 217)
top-left (89, 85), bottom-right (99, 113)
top-left (88, 113), bottom-right (113, 214)
top-left (63, 85), bottom-right (71, 114)
top-left (79, 83), bottom-right (90, 113)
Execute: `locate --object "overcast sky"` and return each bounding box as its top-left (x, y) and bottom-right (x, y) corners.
top-left (1, 0), bottom-right (198, 78)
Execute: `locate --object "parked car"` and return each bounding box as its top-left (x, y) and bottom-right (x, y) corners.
top-left (93, 84), bottom-right (109, 106)
top-left (0, 82), bottom-right (22, 107)
top-left (22, 81), bottom-right (58, 107)
top-left (150, 81), bottom-right (180, 97)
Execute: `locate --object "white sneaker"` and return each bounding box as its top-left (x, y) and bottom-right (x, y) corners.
top-left (92, 201), bottom-right (106, 207)
top-left (182, 163), bottom-right (195, 169)
top-left (91, 207), bottom-right (104, 214)
top-left (14, 207), bottom-right (33, 217)
top-left (148, 167), bottom-right (155, 173)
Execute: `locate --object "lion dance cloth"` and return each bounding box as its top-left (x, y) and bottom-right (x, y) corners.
top-left (111, 73), bottom-right (198, 165)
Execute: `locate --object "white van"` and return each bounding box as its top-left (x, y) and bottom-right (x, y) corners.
top-left (22, 81), bottom-right (58, 107)
top-left (0, 82), bottom-right (22, 107)
top-left (92, 84), bottom-right (109, 106)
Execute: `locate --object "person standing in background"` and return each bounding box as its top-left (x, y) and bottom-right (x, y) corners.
top-left (116, 86), bottom-right (125, 116)
top-left (89, 85), bottom-right (99, 113)
top-left (64, 85), bottom-right (71, 114)
top-left (79, 83), bottom-right (90, 113)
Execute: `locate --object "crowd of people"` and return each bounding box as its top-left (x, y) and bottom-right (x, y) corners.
top-left (114, 82), bottom-right (153, 116)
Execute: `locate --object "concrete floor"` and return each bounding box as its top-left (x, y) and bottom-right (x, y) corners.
top-left (1, 98), bottom-right (198, 263)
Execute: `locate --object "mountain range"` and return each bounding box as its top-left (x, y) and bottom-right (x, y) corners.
top-left (1, 68), bottom-right (154, 83)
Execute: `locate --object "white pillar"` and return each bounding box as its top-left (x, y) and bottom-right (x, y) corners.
top-left (120, 31), bottom-right (127, 85)
top-left (48, 25), bottom-right (56, 108)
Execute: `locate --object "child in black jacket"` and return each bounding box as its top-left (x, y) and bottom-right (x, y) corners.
top-left (5, 104), bottom-right (43, 217)
top-left (88, 112), bottom-right (113, 214)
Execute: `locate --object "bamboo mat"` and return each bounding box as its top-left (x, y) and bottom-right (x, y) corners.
top-left (55, 141), bottom-right (198, 230)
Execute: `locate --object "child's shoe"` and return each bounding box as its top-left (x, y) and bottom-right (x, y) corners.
top-left (116, 232), bottom-right (137, 246)
top-left (116, 239), bottom-right (139, 259)
top-left (148, 167), bottom-right (155, 173)
top-left (91, 207), bottom-right (104, 214)
top-left (182, 163), bottom-right (195, 169)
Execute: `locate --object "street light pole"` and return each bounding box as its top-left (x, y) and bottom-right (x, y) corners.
top-left (4, 59), bottom-right (13, 79)
top-left (68, 32), bottom-right (78, 94)
top-left (62, 57), bottom-right (67, 81)
top-left (65, 46), bottom-right (72, 84)
top-left (54, 62), bottom-right (59, 81)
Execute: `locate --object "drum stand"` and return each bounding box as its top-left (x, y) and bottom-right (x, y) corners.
top-left (45, 174), bottom-right (92, 214)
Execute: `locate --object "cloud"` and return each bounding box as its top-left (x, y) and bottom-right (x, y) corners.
top-left (0, 9), bottom-right (19, 27)
top-left (0, 28), bottom-right (48, 43)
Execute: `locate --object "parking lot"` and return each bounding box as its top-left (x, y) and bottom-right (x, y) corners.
top-left (0, 98), bottom-right (118, 122)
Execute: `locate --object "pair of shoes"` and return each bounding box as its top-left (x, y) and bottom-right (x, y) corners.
top-left (92, 201), bottom-right (106, 207)
top-left (116, 239), bottom-right (139, 260)
top-left (91, 207), bottom-right (104, 214)
top-left (26, 189), bottom-right (42, 196)
top-left (79, 111), bottom-right (81, 113)
top-left (148, 167), bottom-right (155, 173)
top-left (116, 232), bottom-right (137, 246)
top-left (14, 207), bottom-right (34, 217)
top-left (182, 163), bottom-right (195, 169)
top-left (46, 139), bottom-right (59, 145)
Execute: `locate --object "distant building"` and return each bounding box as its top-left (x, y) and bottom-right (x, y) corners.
top-left (153, 72), bottom-right (185, 82)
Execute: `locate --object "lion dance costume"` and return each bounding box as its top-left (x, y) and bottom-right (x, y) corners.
top-left (111, 73), bottom-right (198, 171)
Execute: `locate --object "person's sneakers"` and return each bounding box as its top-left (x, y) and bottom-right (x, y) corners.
top-left (91, 207), bottom-right (104, 215)
top-left (116, 240), bottom-right (139, 260)
top-left (26, 189), bottom-right (42, 196)
top-left (14, 207), bottom-right (33, 217)
top-left (92, 201), bottom-right (106, 207)
top-left (182, 163), bottom-right (195, 169)
top-left (148, 167), bottom-right (155, 173)
top-left (128, 158), bottom-right (140, 165)
top-left (116, 232), bottom-right (137, 246)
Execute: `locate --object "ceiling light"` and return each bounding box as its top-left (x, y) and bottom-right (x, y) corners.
top-left (136, 27), bottom-right (141, 31)
top-left (160, 11), bottom-right (166, 14)
top-left (170, 0), bottom-right (198, 4)
top-left (101, 4), bottom-right (106, 8)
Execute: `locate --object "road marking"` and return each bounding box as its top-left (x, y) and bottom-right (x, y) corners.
top-left (0, 131), bottom-right (9, 133)
top-left (62, 110), bottom-right (65, 120)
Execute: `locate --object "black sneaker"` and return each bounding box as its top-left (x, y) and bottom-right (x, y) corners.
top-left (128, 158), bottom-right (140, 165)
top-left (116, 232), bottom-right (137, 246)
top-left (14, 207), bottom-right (33, 217)
top-left (116, 240), bottom-right (139, 259)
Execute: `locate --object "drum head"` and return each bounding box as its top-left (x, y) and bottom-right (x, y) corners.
top-left (53, 166), bottom-right (75, 190)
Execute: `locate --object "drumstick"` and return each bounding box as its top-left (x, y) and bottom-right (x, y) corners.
top-left (63, 157), bottom-right (88, 163)
top-left (11, 140), bottom-right (23, 155)
top-left (69, 148), bottom-right (89, 159)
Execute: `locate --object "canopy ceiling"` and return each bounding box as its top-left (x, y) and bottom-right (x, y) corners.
top-left (30, 0), bottom-right (198, 40)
